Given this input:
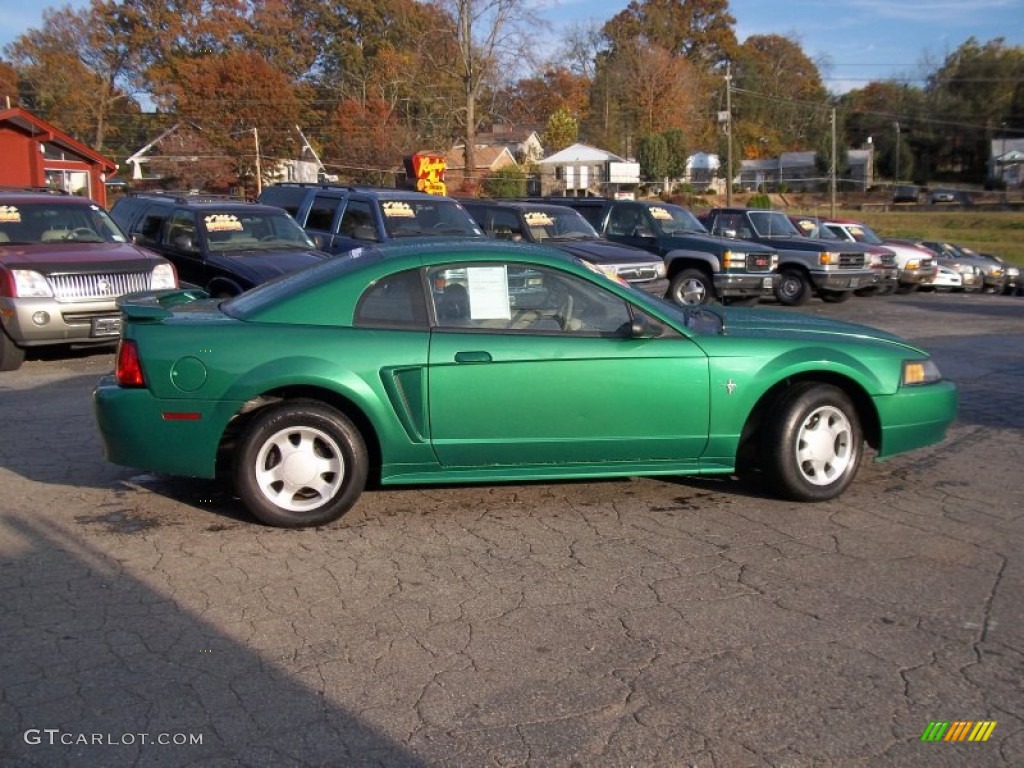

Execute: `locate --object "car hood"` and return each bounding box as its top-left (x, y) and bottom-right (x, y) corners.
top-left (550, 239), bottom-right (659, 265)
top-left (713, 306), bottom-right (917, 349)
top-left (0, 242), bottom-right (164, 271)
top-left (206, 249), bottom-right (328, 280)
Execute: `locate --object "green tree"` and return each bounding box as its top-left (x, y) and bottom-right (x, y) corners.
top-left (663, 128), bottom-right (687, 179)
top-left (602, 0), bottom-right (737, 69)
top-left (637, 132), bottom-right (669, 182)
top-left (483, 164), bottom-right (527, 197)
top-left (542, 105), bottom-right (579, 153)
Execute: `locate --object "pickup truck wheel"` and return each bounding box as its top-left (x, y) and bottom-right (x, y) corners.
top-left (668, 269), bottom-right (714, 306)
top-left (763, 383), bottom-right (862, 501)
top-left (0, 329), bottom-right (26, 371)
top-left (775, 268), bottom-right (811, 306)
top-left (233, 402), bottom-right (368, 528)
top-left (819, 289), bottom-right (852, 303)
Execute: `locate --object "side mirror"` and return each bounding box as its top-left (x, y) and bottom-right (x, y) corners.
top-left (630, 318), bottom-right (663, 339)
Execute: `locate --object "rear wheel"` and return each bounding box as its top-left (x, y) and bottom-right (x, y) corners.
top-left (668, 269), bottom-right (715, 306)
top-left (0, 329), bottom-right (26, 371)
top-left (774, 268), bottom-right (811, 306)
top-left (233, 402), bottom-right (368, 527)
top-left (763, 383), bottom-right (862, 501)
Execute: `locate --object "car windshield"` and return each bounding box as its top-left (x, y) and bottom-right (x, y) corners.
top-left (747, 210), bottom-right (803, 237)
top-left (0, 201), bottom-right (128, 245)
top-left (646, 204), bottom-right (707, 235)
top-left (379, 199), bottom-right (483, 239)
top-left (840, 223), bottom-right (884, 245)
top-left (202, 211), bottom-right (316, 252)
top-left (793, 218), bottom-right (839, 240)
top-left (521, 208), bottom-right (600, 242)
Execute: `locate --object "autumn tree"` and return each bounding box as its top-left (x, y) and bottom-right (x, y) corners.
top-left (496, 67), bottom-right (590, 128)
top-left (424, 0), bottom-right (536, 185)
top-left (730, 34), bottom-right (829, 159)
top-left (4, 0), bottom-right (143, 152)
top-left (0, 60), bottom-right (19, 107)
top-left (603, 0), bottom-right (737, 69)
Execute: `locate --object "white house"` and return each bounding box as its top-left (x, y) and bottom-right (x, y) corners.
top-left (537, 143), bottom-right (640, 197)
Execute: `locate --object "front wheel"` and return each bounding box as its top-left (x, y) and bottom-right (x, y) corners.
top-left (774, 268), bottom-right (811, 306)
top-left (668, 269), bottom-right (715, 306)
top-left (233, 402), bottom-right (368, 527)
top-left (762, 383), bottom-right (862, 501)
top-left (0, 329), bottom-right (26, 371)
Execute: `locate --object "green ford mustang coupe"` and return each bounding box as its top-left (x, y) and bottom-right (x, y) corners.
top-left (93, 240), bottom-right (957, 528)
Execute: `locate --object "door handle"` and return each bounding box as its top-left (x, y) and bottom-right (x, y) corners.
top-left (454, 351), bottom-right (492, 363)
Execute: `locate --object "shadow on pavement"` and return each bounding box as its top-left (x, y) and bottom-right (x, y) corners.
top-left (0, 513), bottom-right (426, 767)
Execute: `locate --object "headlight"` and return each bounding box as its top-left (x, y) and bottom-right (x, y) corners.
top-left (12, 269), bottom-right (53, 298)
top-left (723, 250), bottom-right (747, 268)
top-left (902, 359), bottom-right (942, 386)
top-left (655, 262), bottom-right (667, 278)
top-left (150, 263), bottom-right (177, 289)
top-left (818, 251), bottom-right (839, 265)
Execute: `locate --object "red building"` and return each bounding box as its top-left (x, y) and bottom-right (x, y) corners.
top-left (0, 108), bottom-right (118, 207)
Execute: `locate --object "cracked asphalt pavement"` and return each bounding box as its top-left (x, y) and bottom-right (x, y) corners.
top-left (1, 291), bottom-right (1022, 767)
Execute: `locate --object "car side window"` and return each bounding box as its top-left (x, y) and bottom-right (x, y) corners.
top-left (165, 210), bottom-right (198, 252)
top-left (354, 269), bottom-right (428, 329)
top-left (306, 195), bottom-right (340, 232)
top-left (339, 200), bottom-right (378, 241)
top-left (491, 209), bottom-right (524, 241)
top-left (428, 263), bottom-right (633, 337)
top-left (133, 206), bottom-right (171, 246)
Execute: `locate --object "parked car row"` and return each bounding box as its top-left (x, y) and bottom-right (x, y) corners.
top-left (3, 183), bottom-right (1019, 372)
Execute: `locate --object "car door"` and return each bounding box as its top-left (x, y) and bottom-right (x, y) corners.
top-left (160, 209), bottom-right (206, 288)
top-left (425, 262), bottom-right (710, 468)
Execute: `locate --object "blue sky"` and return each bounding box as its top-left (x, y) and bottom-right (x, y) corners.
top-left (2, 0), bottom-right (1022, 94)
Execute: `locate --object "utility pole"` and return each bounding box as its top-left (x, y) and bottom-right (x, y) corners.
top-left (830, 107), bottom-right (837, 218)
top-left (253, 128), bottom-right (262, 196)
top-left (725, 62), bottom-right (733, 206)
top-left (893, 121), bottom-right (900, 185)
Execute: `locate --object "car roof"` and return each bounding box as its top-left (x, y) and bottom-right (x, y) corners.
top-left (0, 191), bottom-right (98, 206)
top-left (121, 194), bottom-right (285, 215)
top-left (263, 183), bottom-right (460, 202)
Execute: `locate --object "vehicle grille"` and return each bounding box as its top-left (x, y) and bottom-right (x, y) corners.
top-left (880, 253), bottom-right (897, 267)
top-left (839, 252), bottom-right (866, 269)
top-left (745, 252), bottom-right (774, 271)
top-left (48, 271), bottom-right (152, 302)
top-left (616, 266), bottom-right (662, 281)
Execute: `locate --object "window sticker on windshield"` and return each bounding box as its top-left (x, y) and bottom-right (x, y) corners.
top-left (649, 206), bottom-right (673, 220)
top-left (849, 226), bottom-right (864, 236)
top-left (382, 201), bottom-right (415, 218)
top-left (524, 211), bottom-right (554, 227)
top-left (0, 206), bottom-right (22, 223)
top-left (466, 266), bottom-right (511, 319)
top-left (205, 214), bottom-right (243, 232)
top-left (795, 219), bottom-right (815, 232)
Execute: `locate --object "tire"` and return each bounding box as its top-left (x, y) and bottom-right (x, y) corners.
top-left (875, 283), bottom-right (896, 297)
top-left (819, 289), bottom-right (852, 303)
top-left (762, 383), bottom-right (862, 502)
top-left (0, 329), bottom-right (26, 372)
top-left (774, 268), bottom-right (811, 306)
top-left (668, 269), bottom-right (715, 306)
top-left (233, 401), bottom-right (368, 528)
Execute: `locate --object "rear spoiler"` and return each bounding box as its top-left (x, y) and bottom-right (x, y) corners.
top-left (116, 288), bottom-right (210, 320)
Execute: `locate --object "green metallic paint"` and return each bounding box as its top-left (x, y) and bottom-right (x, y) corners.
top-left (95, 240), bottom-right (958, 500)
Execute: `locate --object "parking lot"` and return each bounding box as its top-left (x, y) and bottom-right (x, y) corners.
top-left (1, 291), bottom-right (1022, 767)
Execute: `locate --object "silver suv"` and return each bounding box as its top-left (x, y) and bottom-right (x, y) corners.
top-left (0, 190), bottom-right (177, 370)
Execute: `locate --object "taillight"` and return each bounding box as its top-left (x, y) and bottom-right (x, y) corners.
top-left (115, 340), bottom-right (146, 387)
